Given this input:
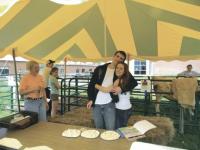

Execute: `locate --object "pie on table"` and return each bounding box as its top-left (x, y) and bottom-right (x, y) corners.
top-left (0, 137), bottom-right (23, 149)
top-left (100, 131), bottom-right (120, 140)
top-left (62, 129), bottom-right (81, 137)
top-left (81, 129), bottom-right (100, 138)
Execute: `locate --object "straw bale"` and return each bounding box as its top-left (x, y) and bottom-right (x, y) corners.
top-left (48, 107), bottom-right (94, 127)
top-left (49, 108), bottom-right (175, 145)
top-left (128, 115), bottom-right (175, 145)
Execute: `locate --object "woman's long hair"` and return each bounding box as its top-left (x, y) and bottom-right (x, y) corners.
top-left (50, 67), bottom-right (58, 75)
top-left (115, 62), bottom-right (130, 89)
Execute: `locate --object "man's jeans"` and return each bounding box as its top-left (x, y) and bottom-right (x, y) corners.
top-left (24, 99), bottom-right (47, 121)
top-left (115, 108), bottom-right (132, 129)
top-left (93, 102), bottom-right (115, 130)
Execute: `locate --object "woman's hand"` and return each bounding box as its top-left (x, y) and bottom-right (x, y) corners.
top-left (112, 86), bottom-right (122, 95)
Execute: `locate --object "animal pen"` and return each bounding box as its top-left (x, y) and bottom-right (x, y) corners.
top-left (0, 75), bottom-right (200, 149)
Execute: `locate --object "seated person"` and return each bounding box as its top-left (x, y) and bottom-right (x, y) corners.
top-left (177, 64), bottom-right (200, 77)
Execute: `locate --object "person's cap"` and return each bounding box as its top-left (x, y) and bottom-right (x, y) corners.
top-left (46, 59), bottom-right (55, 64)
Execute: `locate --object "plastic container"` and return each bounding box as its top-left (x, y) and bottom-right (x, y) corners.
top-left (0, 111), bottom-right (38, 129)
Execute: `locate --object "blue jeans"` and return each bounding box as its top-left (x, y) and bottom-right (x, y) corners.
top-left (24, 99), bottom-right (47, 121)
top-left (116, 108), bottom-right (132, 129)
top-left (93, 102), bottom-right (115, 130)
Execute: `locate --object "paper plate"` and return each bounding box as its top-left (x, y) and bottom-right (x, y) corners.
top-left (100, 131), bottom-right (120, 141)
top-left (81, 129), bottom-right (100, 139)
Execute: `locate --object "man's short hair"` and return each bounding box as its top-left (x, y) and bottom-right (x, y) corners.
top-left (26, 60), bottom-right (38, 71)
top-left (46, 59), bottom-right (55, 65)
top-left (114, 50), bottom-right (126, 62)
top-left (187, 64), bottom-right (192, 68)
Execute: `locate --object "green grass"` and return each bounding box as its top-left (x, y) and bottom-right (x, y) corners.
top-left (0, 78), bottom-right (17, 117)
top-left (0, 110), bottom-right (15, 118)
top-left (168, 132), bottom-right (200, 150)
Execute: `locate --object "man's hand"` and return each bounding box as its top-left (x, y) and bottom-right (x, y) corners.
top-left (112, 86), bottom-right (122, 95)
top-left (105, 85), bottom-right (113, 93)
top-left (95, 84), bottom-right (113, 93)
top-left (86, 100), bottom-right (93, 109)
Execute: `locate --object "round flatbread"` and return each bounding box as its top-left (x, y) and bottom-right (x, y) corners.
top-left (81, 129), bottom-right (99, 139)
top-left (0, 138), bottom-right (23, 149)
top-left (62, 129), bottom-right (81, 138)
top-left (100, 131), bottom-right (120, 141)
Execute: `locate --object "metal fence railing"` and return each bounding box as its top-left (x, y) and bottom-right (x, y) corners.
top-left (0, 74), bottom-right (23, 118)
top-left (59, 76), bottom-right (200, 135)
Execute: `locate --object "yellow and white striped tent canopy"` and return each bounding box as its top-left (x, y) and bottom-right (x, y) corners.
top-left (0, 0), bottom-right (200, 63)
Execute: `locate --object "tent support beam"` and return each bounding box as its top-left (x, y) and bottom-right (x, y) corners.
top-left (12, 48), bottom-right (20, 112)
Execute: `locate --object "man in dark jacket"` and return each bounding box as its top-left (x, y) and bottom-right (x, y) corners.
top-left (87, 50), bottom-right (138, 130)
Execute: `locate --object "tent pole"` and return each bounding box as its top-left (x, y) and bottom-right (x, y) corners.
top-left (127, 53), bottom-right (130, 69)
top-left (104, 0), bottom-right (107, 58)
top-left (64, 57), bottom-right (67, 79)
top-left (12, 48), bottom-right (20, 112)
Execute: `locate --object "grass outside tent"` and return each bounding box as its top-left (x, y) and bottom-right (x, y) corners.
top-left (0, 77), bottom-right (19, 118)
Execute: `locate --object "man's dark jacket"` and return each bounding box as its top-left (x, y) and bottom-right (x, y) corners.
top-left (87, 63), bottom-right (138, 106)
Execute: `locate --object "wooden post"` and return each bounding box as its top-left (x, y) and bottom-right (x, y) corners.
top-left (127, 53), bottom-right (130, 70)
top-left (64, 57), bottom-right (67, 79)
top-left (63, 57), bottom-right (67, 113)
top-left (12, 48), bottom-right (20, 112)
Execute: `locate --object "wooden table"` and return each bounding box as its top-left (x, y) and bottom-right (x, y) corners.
top-left (7, 122), bottom-right (132, 150)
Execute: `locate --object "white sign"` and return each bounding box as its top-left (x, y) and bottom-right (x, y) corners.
top-left (130, 142), bottom-right (187, 150)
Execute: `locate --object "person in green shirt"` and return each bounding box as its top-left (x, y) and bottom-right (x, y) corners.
top-left (49, 67), bottom-right (60, 118)
top-left (43, 59), bottom-right (55, 115)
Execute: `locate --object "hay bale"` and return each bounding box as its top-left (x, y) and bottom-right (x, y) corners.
top-left (48, 107), bottom-right (94, 127)
top-left (48, 115), bottom-right (94, 127)
top-left (67, 107), bottom-right (92, 118)
top-left (128, 115), bottom-right (175, 145)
